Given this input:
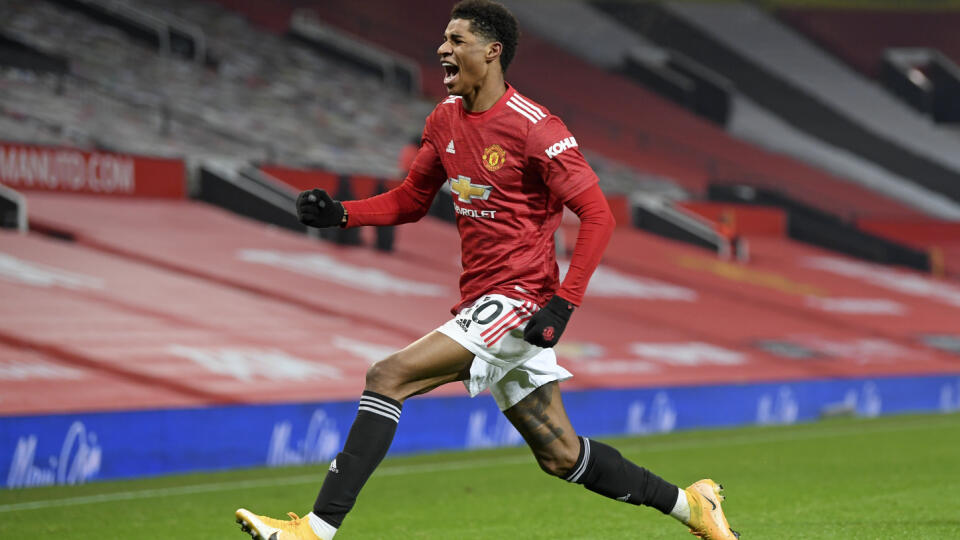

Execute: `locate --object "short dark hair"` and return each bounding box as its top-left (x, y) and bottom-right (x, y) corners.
top-left (450, 0), bottom-right (519, 73)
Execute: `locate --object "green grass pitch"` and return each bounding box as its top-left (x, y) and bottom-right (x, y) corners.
top-left (3, 412), bottom-right (958, 538)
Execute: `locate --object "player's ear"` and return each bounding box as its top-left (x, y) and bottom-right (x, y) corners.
top-left (485, 41), bottom-right (502, 66)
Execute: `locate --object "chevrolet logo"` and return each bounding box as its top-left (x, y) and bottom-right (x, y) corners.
top-left (449, 175), bottom-right (491, 203)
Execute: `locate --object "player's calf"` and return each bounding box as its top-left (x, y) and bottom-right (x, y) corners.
top-left (529, 440), bottom-right (579, 478)
top-left (312, 391), bottom-right (403, 529)
top-left (563, 436), bottom-right (679, 510)
top-left (560, 438), bottom-right (740, 537)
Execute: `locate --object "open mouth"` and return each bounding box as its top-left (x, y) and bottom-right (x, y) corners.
top-left (442, 62), bottom-right (459, 86)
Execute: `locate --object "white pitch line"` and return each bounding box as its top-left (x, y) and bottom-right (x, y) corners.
top-left (0, 459), bottom-right (533, 514)
top-left (0, 477), bottom-right (316, 513)
top-left (1, 414), bottom-right (955, 513)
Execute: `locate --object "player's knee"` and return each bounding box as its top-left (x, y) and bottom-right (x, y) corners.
top-left (535, 446), bottom-right (580, 478)
top-left (364, 355), bottom-right (403, 393)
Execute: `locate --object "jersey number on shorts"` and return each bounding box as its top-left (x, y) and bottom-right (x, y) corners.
top-left (471, 299), bottom-right (503, 325)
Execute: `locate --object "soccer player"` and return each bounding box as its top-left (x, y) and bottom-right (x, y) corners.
top-left (235, 1), bottom-right (739, 538)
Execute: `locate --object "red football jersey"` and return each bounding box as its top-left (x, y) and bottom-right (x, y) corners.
top-left (414, 84), bottom-right (599, 312)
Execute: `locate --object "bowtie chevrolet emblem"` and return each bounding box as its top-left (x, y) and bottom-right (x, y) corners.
top-left (450, 175), bottom-right (492, 203)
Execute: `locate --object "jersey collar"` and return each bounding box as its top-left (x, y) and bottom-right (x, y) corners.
top-left (462, 82), bottom-right (515, 121)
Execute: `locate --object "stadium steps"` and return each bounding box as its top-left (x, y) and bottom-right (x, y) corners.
top-left (776, 8), bottom-right (960, 79)
top-left (23, 193), bottom-right (455, 339)
top-left (707, 183), bottom-right (933, 272)
top-left (593, 1), bottom-right (960, 206)
top-left (0, 0), bottom-right (431, 177)
top-left (569, 222), bottom-right (960, 344)
top-left (857, 218), bottom-right (960, 281)
top-left (498, 1), bottom-right (960, 220)
top-left (776, 8), bottom-right (960, 125)
top-left (724, 94), bottom-right (960, 220)
top-left (0, 339), bottom-right (203, 415)
top-left (0, 228), bottom-right (434, 414)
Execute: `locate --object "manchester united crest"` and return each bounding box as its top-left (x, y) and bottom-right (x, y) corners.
top-left (481, 144), bottom-right (506, 172)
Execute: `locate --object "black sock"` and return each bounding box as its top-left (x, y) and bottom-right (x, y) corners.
top-left (313, 391), bottom-right (402, 528)
top-left (565, 436), bottom-right (678, 514)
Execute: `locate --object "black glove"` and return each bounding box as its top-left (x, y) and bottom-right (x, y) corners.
top-left (296, 188), bottom-right (345, 228)
top-left (523, 295), bottom-right (575, 348)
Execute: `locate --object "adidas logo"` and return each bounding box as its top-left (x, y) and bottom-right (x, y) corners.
top-left (446, 140), bottom-right (456, 154)
top-left (328, 458), bottom-right (339, 473)
top-left (456, 318), bottom-right (471, 332)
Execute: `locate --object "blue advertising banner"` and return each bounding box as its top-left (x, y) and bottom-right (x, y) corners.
top-left (3, 374), bottom-right (960, 488)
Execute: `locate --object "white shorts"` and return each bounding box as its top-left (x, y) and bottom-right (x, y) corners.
top-left (436, 294), bottom-right (573, 411)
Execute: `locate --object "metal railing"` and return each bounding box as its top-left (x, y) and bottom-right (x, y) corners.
top-left (76, 0), bottom-right (206, 64)
top-left (290, 8), bottom-right (421, 94)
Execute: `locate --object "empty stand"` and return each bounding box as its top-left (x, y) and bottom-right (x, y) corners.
top-left (725, 95), bottom-right (960, 219)
top-left (24, 193), bottom-right (460, 338)
top-left (614, 1), bottom-right (960, 205)
top-left (777, 8), bottom-right (960, 79)
top-left (778, 8), bottom-right (960, 125)
top-left (857, 218), bottom-right (960, 280)
top-left (590, 228), bottom-right (960, 372)
top-left (501, 0), bottom-right (956, 219)
top-left (708, 183), bottom-right (933, 272)
top-left (0, 230), bottom-right (438, 413)
top-left (0, 0), bottom-right (433, 176)
top-left (0, 341), bottom-right (202, 415)
top-left (677, 201), bottom-right (786, 237)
